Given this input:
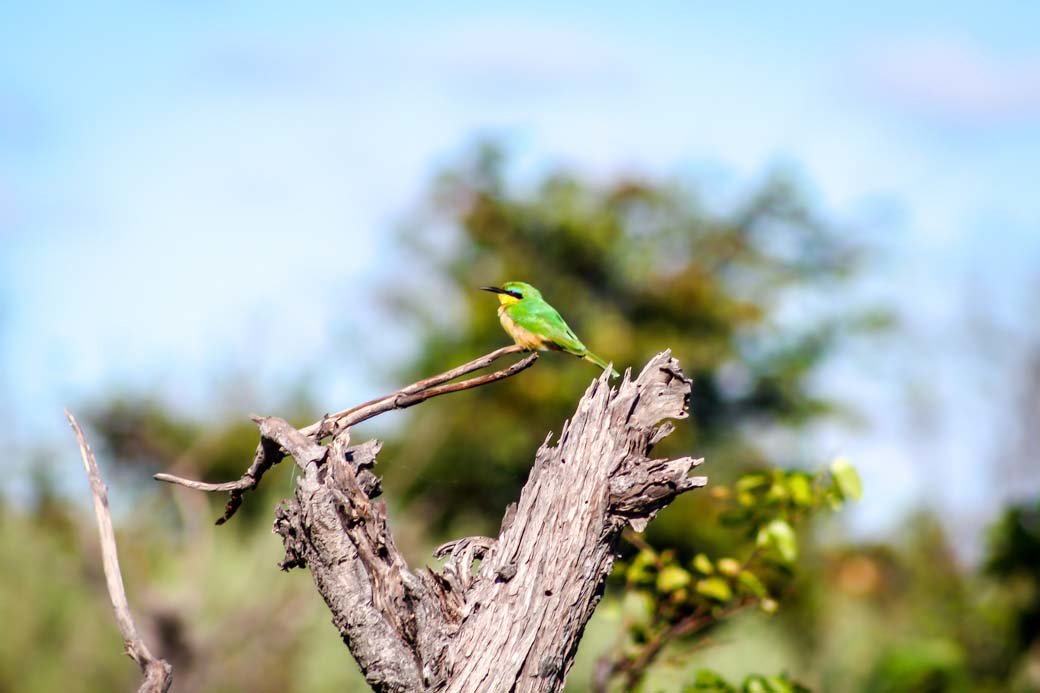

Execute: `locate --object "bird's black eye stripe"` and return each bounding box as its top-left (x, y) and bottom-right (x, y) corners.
top-left (508, 290), bottom-right (523, 299)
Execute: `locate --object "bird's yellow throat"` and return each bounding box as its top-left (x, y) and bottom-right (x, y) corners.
top-left (496, 293), bottom-right (521, 306)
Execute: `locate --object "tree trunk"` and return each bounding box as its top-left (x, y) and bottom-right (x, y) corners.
top-left (269, 351), bottom-right (704, 692)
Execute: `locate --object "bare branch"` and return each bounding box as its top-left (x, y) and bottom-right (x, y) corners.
top-left (153, 345), bottom-right (536, 523)
top-left (66, 409), bottom-right (173, 693)
top-left (332, 349), bottom-right (538, 429)
top-left (300, 344), bottom-right (531, 435)
top-left (155, 436), bottom-right (283, 524)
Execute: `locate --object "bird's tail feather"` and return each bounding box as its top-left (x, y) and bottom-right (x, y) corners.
top-left (583, 352), bottom-right (620, 378)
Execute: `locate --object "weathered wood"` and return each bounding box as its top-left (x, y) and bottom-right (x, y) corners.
top-left (271, 351), bottom-right (704, 692)
top-left (151, 347), bottom-right (702, 691)
top-left (67, 410), bottom-right (174, 693)
top-left (155, 345), bottom-right (537, 524)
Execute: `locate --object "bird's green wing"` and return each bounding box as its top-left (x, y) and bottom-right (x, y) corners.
top-left (507, 300), bottom-right (588, 355)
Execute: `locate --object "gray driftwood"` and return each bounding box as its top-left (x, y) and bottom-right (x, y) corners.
top-left (267, 351), bottom-right (704, 692)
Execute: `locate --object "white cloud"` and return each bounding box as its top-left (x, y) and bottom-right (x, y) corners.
top-left (859, 36), bottom-right (1040, 125)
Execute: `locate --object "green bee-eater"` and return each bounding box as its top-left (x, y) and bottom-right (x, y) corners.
top-left (481, 281), bottom-right (620, 378)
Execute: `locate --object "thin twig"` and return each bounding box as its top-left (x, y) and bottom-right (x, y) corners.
top-left (596, 532), bottom-right (765, 692)
top-left (616, 598), bottom-right (757, 691)
top-left (153, 345), bottom-right (537, 523)
top-left (298, 344), bottom-right (531, 434)
top-left (341, 350), bottom-right (538, 427)
top-left (66, 409), bottom-right (173, 693)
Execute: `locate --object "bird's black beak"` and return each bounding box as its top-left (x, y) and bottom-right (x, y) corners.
top-left (480, 286), bottom-right (508, 295)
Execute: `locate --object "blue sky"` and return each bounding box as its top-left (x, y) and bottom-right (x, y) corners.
top-left (2, 2), bottom-right (1039, 546)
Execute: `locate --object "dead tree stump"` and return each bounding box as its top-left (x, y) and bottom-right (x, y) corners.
top-left (158, 349), bottom-right (705, 692)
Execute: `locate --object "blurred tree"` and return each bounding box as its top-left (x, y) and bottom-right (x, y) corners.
top-left (369, 141), bottom-right (887, 690)
top-left (984, 499), bottom-right (1040, 688)
top-left (384, 141), bottom-right (874, 544)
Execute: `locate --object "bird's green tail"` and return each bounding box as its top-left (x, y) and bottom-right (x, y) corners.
top-left (583, 351), bottom-right (620, 378)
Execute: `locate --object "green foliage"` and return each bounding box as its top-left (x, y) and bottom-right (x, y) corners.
top-left (722, 463), bottom-right (859, 565)
top-left (602, 462), bottom-right (861, 689)
top-left (659, 565), bottom-right (694, 593)
top-left (0, 494), bottom-right (372, 692)
top-left (758, 519), bottom-right (798, 564)
top-left (829, 457), bottom-right (863, 503)
top-left (804, 510), bottom-right (1032, 693)
top-left (864, 638), bottom-right (969, 693)
top-left (686, 669), bottom-right (810, 693)
top-left (0, 509), bottom-right (136, 692)
top-left (695, 576), bottom-right (733, 602)
top-left (984, 499), bottom-right (1040, 662)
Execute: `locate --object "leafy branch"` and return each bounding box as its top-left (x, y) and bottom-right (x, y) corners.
top-left (596, 458), bottom-right (863, 692)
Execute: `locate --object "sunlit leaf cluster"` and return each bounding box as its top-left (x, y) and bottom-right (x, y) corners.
top-left (603, 460), bottom-right (862, 689)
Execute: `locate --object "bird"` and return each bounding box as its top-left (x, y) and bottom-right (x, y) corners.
top-left (481, 281), bottom-right (620, 378)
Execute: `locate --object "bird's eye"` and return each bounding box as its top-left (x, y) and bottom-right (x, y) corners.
top-left (508, 290), bottom-right (523, 299)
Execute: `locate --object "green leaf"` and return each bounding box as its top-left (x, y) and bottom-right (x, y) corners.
top-left (625, 549), bottom-right (657, 585)
top-left (786, 473), bottom-right (813, 507)
top-left (765, 479), bottom-right (789, 503)
top-left (743, 676), bottom-right (770, 693)
top-left (757, 519), bottom-right (798, 563)
top-left (695, 577), bottom-right (733, 602)
top-left (657, 565), bottom-right (692, 593)
top-left (692, 553), bottom-right (715, 575)
top-left (750, 673), bottom-right (811, 693)
top-left (738, 570), bottom-right (768, 598)
top-left (717, 557), bottom-right (741, 576)
top-left (830, 457), bottom-right (862, 502)
top-left (823, 488), bottom-right (844, 511)
top-left (736, 473), bottom-right (770, 494)
top-left (687, 669), bottom-right (737, 692)
top-left (764, 674), bottom-right (804, 693)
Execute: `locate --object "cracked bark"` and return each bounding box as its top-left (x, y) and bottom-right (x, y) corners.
top-left (270, 351), bottom-right (705, 692)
